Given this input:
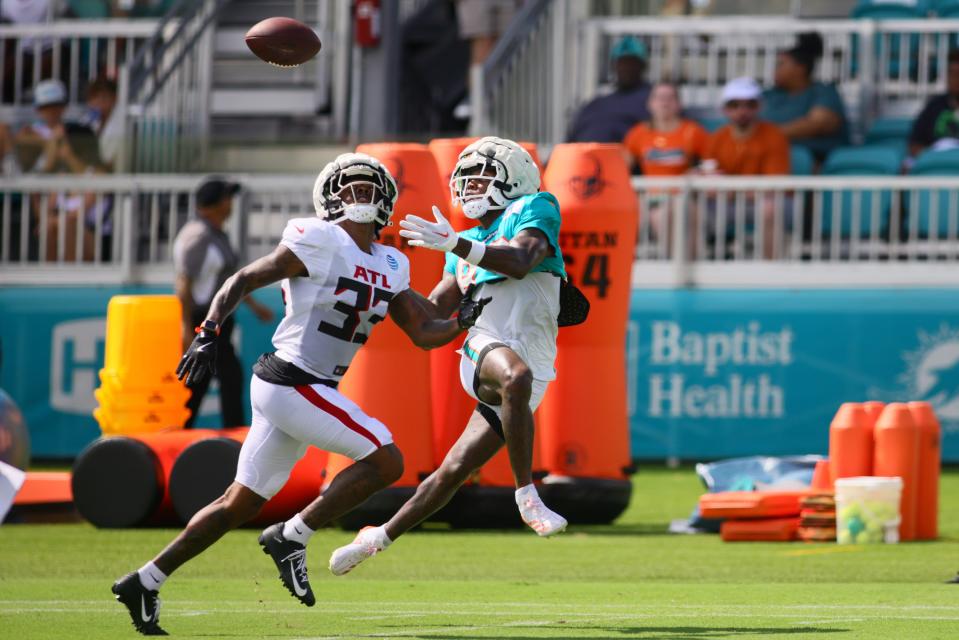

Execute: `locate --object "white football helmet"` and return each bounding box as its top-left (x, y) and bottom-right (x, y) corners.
top-left (313, 152), bottom-right (398, 231)
top-left (450, 136), bottom-right (540, 219)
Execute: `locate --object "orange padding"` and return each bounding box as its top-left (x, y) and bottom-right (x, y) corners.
top-left (13, 471), bottom-right (73, 505)
top-left (699, 490), bottom-right (810, 520)
top-left (721, 517), bottom-right (800, 542)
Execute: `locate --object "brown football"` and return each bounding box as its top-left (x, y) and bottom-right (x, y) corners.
top-left (245, 17), bottom-right (321, 68)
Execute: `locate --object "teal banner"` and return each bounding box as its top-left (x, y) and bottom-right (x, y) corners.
top-left (627, 289), bottom-right (959, 462)
top-left (3, 286), bottom-right (959, 462)
top-left (0, 286), bottom-right (283, 458)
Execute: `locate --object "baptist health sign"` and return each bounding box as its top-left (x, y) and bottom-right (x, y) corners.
top-left (628, 289), bottom-right (959, 461)
top-left (3, 286), bottom-right (959, 461)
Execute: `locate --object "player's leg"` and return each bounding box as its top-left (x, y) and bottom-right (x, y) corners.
top-left (328, 409), bottom-right (503, 576)
top-left (253, 379), bottom-right (401, 603)
top-left (474, 339), bottom-right (567, 537)
top-left (476, 345), bottom-right (534, 487)
top-left (111, 420), bottom-right (277, 635)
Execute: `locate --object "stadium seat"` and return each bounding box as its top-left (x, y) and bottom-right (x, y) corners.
top-left (932, 0), bottom-right (959, 16)
top-left (865, 117), bottom-right (912, 146)
top-left (790, 145), bottom-right (814, 176)
top-left (698, 116), bottom-right (727, 133)
top-left (852, 0), bottom-right (930, 18)
top-left (851, 1), bottom-right (928, 79)
top-left (907, 148), bottom-right (959, 237)
top-left (821, 146), bottom-right (903, 236)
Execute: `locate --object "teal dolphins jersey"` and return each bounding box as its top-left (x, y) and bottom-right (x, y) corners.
top-left (443, 192), bottom-right (566, 291)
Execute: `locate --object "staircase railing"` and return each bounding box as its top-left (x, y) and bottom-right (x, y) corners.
top-left (118, 0), bottom-right (229, 172)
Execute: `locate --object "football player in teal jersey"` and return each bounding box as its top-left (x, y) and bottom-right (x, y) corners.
top-left (330, 137), bottom-right (568, 574)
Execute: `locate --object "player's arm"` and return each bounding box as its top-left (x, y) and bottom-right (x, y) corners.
top-left (177, 244), bottom-right (306, 386)
top-left (205, 245), bottom-right (306, 327)
top-left (399, 206), bottom-right (552, 280)
top-left (428, 272), bottom-right (465, 318)
top-left (450, 228), bottom-right (550, 280)
top-left (389, 283), bottom-right (490, 350)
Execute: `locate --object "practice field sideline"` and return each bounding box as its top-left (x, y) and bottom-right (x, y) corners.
top-left (1, 467), bottom-right (956, 639)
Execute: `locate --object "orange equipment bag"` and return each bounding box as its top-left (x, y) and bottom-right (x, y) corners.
top-left (698, 490), bottom-right (810, 520)
top-left (720, 517), bottom-right (800, 542)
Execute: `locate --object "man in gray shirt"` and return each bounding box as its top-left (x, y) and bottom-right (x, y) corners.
top-left (173, 177), bottom-right (273, 427)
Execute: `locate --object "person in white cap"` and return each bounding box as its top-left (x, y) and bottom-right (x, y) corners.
top-left (698, 77), bottom-right (790, 259)
top-left (13, 78), bottom-right (69, 173)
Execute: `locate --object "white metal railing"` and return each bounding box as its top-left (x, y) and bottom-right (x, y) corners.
top-left (0, 20), bottom-right (159, 115)
top-left (477, 16), bottom-right (959, 146)
top-left (631, 175), bottom-right (959, 287)
top-left (5, 174), bottom-right (959, 288)
top-left (472, 0), bottom-right (575, 143)
top-left (119, 1), bottom-right (222, 173)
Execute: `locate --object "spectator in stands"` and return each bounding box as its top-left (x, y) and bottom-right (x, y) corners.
top-left (453, 0), bottom-right (521, 121)
top-left (623, 81), bottom-right (708, 248)
top-left (32, 122), bottom-right (112, 262)
top-left (700, 77), bottom-right (790, 258)
top-left (0, 123), bottom-right (13, 174)
top-left (79, 76), bottom-right (121, 170)
top-left (761, 32), bottom-right (848, 164)
top-left (173, 177), bottom-right (274, 429)
top-left (13, 79), bottom-right (69, 173)
top-left (908, 49), bottom-right (959, 158)
top-left (567, 36), bottom-right (651, 143)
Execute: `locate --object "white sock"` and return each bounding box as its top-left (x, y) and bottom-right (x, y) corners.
top-left (282, 514), bottom-right (315, 546)
top-left (367, 525), bottom-right (392, 549)
top-left (137, 562), bottom-right (167, 591)
top-left (515, 483), bottom-right (540, 505)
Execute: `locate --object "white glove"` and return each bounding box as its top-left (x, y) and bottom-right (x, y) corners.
top-left (398, 205), bottom-right (458, 252)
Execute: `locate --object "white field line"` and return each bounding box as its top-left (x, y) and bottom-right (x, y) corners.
top-left (1, 599), bottom-right (958, 612)
top-left (1, 605), bottom-right (958, 622)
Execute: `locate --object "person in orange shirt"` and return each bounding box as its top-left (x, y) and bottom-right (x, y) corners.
top-left (699, 77), bottom-right (791, 259)
top-left (623, 82), bottom-right (708, 255)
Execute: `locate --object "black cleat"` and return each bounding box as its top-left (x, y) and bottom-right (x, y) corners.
top-left (258, 522), bottom-right (315, 606)
top-left (111, 572), bottom-right (168, 636)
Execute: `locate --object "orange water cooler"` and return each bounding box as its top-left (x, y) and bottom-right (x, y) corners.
top-left (537, 143), bottom-right (636, 524)
top-left (317, 144), bottom-right (446, 529)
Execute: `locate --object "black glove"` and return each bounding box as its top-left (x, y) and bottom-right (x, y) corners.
top-left (176, 321), bottom-right (219, 387)
top-left (457, 287), bottom-right (492, 330)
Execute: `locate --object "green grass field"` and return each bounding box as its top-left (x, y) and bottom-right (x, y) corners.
top-left (1, 466), bottom-right (957, 639)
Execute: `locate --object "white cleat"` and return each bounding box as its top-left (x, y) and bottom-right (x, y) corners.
top-left (518, 497), bottom-right (568, 537)
top-left (329, 526), bottom-right (383, 576)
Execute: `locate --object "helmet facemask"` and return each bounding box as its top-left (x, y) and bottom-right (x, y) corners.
top-left (315, 158), bottom-right (397, 235)
top-left (450, 155), bottom-right (512, 219)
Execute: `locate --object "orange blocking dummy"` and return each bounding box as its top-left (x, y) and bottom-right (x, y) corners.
top-left (873, 403), bottom-right (920, 541)
top-left (312, 144), bottom-right (447, 529)
top-left (426, 139), bottom-right (545, 485)
top-left (828, 403), bottom-right (874, 483)
top-left (536, 143), bottom-right (637, 524)
top-left (908, 401), bottom-right (940, 540)
top-left (71, 429), bottom-right (222, 528)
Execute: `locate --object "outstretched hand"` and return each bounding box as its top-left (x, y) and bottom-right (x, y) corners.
top-left (457, 289), bottom-right (491, 330)
top-left (399, 205), bottom-right (458, 252)
top-left (176, 329), bottom-right (218, 387)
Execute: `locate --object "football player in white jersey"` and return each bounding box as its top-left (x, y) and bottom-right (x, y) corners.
top-left (329, 137), bottom-right (579, 577)
top-left (111, 153), bottom-right (490, 635)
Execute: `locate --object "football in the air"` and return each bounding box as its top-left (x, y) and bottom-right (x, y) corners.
top-left (245, 17), bottom-right (321, 68)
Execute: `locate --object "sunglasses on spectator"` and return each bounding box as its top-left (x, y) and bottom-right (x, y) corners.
top-left (724, 100), bottom-right (759, 109)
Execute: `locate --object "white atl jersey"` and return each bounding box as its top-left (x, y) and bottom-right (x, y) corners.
top-left (272, 217), bottom-right (410, 381)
